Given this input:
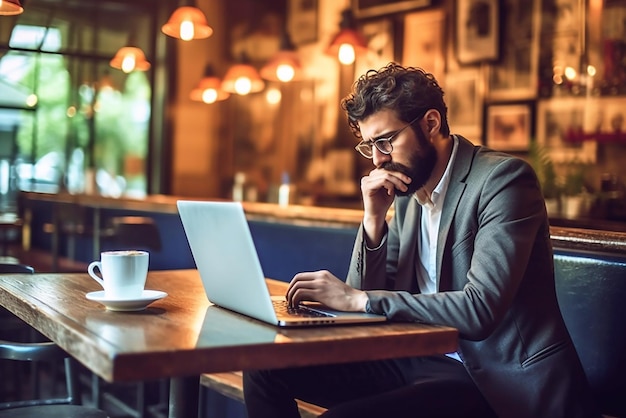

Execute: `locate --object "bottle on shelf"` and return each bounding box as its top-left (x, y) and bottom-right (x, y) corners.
top-left (278, 172), bottom-right (291, 207)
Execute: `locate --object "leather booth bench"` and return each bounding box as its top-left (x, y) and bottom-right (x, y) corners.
top-left (553, 248), bottom-right (626, 418)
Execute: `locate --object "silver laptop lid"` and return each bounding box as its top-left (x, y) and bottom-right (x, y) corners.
top-left (177, 200), bottom-right (386, 327)
top-left (177, 200), bottom-right (279, 325)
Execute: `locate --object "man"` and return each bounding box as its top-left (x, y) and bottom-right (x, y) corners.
top-left (243, 63), bottom-right (599, 418)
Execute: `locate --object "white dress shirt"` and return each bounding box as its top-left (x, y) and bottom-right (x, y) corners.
top-left (414, 136), bottom-right (461, 361)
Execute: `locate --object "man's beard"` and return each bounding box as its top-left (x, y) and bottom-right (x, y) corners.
top-left (380, 127), bottom-right (437, 196)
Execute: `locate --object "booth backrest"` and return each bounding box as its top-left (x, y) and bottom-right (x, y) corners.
top-left (554, 249), bottom-right (626, 418)
top-left (248, 220), bottom-right (358, 283)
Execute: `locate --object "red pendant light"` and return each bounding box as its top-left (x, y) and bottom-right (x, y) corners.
top-left (260, 32), bottom-right (304, 83)
top-left (326, 9), bottom-right (368, 66)
top-left (190, 65), bottom-right (230, 104)
top-left (0, 0), bottom-right (23, 15)
top-left (162, 4), bottom-right (213, 41)
top-left (110, 46), bottom-right (151, 73)
top-left (222, 54), bottom-right (265, 96)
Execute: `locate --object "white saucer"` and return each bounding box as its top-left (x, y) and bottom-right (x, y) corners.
top-left (86, 290), bottom-right (168, 311)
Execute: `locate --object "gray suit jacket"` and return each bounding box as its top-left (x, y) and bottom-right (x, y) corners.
top-left (347, 136), bottom-right (599, 418)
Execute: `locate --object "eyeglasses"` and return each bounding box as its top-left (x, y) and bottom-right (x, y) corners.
top-left (354, 114), bottom-right (424, 159)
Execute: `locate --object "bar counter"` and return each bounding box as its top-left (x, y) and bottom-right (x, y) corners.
top-left (19, 191), bottom-right (626, 257)
top-left (19, 191), bottom-right (368, 227)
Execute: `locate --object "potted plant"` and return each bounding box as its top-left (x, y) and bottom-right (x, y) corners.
top-left (528, 142), bottom-right (560, 215)
top-left (561, 161), bottom-right (589, 218)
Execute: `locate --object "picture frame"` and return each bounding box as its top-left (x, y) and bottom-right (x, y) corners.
top-left (456, 0), bottom-right (499, 64)
top-left (445, 68), bottom-right (484, 144)
top-left (288, 0), bottom-right (318, 45)
top-left (485, 102), bottom-right (533, 152)
top-left (352, 0), bottom-right (432, 19)
top-left (550, 0), bottom-right (582, 35)
top-left (402, 8), bottom-right (446, 82)
top-left (355, 18), bottom-right (396, 78)
top-left (486, 0), bottom-right (540, 101)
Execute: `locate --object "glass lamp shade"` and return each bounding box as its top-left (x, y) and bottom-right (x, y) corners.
top-left (326, 29), bottom-right (368, 65)
top-left (190, 77), bottom-right (230, 104)
top-left (0, 0), bottom-right (23, 15)
top-left (162, 6), bottom-right (213, 41)
top-left (260, 51), bottom-right (303, 82)
top-left (110, 47), bottom-right (151, 73)
top-left (221, 64), bottom-right (265, 95)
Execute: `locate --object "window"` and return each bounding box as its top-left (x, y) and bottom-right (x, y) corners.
top-left (0, 0), bottom-right (160, 206)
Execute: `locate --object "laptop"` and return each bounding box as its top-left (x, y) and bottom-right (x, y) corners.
top-left (177, 200), bottom-right (387, 327)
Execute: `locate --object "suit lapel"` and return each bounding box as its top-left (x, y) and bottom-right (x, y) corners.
top-left (436, 136), bottom-right (474, 290)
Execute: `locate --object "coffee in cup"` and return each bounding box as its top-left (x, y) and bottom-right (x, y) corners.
top-left (87, 250), bottom-right (149, 299)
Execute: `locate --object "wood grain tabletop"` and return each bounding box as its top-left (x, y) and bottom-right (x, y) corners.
top-left (0, 269), bottom-right (458, 383)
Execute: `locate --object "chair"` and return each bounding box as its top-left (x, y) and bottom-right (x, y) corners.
top-left (0, 212), bottom-right (22, 257)
top-left (0, 341), bottom-right (108, 418)
top-left (0, 263), bottom-right (108, 418)
top-left (43, 202), bottom-right (94, 272)
top-left (101, 216), bottom-right (162, 252)
top-left (0, 263), bottom-right (36, 346)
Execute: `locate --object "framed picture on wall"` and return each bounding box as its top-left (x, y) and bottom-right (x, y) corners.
top-left (486, 0), bottom-right (540, 100)
top-left (402, 9), bottom-right (446, 82)
top-left (355, 18), bottom-right (396, 77)
top-left (288, 0), bottom-right (318, 45)
top-left (485, 102), bottom-right (533, 151)
top-left (456, 0), bottom-right (499, 64)
top-left (445, 68), bottom-right (483, 144)
top-left (352, 0), bottom-right (431, 19)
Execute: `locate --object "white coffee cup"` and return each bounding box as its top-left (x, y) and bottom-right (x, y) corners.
top-left (87, 250), bottom-right (149, 299)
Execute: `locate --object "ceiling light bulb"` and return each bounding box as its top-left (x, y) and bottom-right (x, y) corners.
top-left (202, 89), bottom-right (218, 104)
top-left (338, 43), bottom-right (356, 65)
top-left (276, 64), bottom-right (295, 82)
top-left (266, 88), bottom-right (282, 105)
top-left (180, 20), bottom-right (195, 41)
top-left (122, 54), bottom-right (136, 73)
top-left (234, 77), bottom-right (252, 95)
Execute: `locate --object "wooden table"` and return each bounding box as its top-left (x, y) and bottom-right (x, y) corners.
top-left (0, 269), bottom-right (458, 418)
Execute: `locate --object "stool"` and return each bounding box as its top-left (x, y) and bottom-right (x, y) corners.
top-left (0, 341), bottom-right (109, 418)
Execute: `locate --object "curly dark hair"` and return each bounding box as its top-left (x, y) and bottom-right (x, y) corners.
top-left (340, 62), bottom-right (450, 138)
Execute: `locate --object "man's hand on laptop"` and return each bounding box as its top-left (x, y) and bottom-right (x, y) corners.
top-left (286, 270), bottom-right (369, 312)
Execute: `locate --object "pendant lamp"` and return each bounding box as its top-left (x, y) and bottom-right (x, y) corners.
top-left (190, 65), bottom-right (229, 104)
top-left (222, 54), bottom-right (265, 96)
top-left (260, 31), bottom-right (303, 83)
top-left (0, 0), bottom-right (23, 15)
top-left (110, 46), bottom-right (151, 73)
top-left (326, 9), bottom-right (367, 66)
top-left (162, 3), bottom-right (213, 41)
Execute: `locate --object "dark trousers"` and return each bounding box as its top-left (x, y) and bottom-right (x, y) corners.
top-left (243, 355), bottom-right (497, 418)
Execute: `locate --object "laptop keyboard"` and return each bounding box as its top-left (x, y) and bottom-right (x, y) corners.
top-left (272, 300), bottom-right (333, 318)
